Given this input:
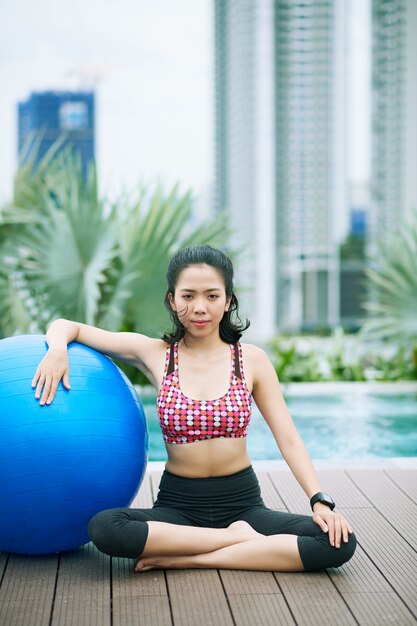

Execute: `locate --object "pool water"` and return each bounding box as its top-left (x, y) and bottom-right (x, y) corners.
top-left (144, 393), bottom-right (417, 462)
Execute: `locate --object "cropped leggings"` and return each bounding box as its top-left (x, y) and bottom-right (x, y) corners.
top-left (88, 465), bottom-right (356, 572)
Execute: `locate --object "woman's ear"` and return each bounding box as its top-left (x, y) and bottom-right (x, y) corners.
top-left (225, 295), bottom-right (232, 312)
top-left (168, 292), bottom-right (176, 311)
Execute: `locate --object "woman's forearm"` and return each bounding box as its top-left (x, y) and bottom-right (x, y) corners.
top-left (279, 435), bottom-right (322, 499)
top-left (45, 319), bottom-right (81, 350)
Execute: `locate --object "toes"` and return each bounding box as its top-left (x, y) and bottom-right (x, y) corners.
top-left (135, 558), bottom-right (151, 572)
top-left (135, 564), bottom-right (154, 573)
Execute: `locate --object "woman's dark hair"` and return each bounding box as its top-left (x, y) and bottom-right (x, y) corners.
top-left (162, 244), bottom-right (250, 344)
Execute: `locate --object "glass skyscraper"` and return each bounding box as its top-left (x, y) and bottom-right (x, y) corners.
top-left (18, 91), bottom-right (95, 175)
top-left (370, 0), bottom-right (417, 256)
top-left (214, 0), bottom-right (347, 339)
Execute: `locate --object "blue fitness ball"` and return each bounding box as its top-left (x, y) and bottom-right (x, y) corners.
top-left (0, 334), bottom-right (148, 555)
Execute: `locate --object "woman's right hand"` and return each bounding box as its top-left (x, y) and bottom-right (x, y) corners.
top-left (32, 347), bottom-right (71, 406)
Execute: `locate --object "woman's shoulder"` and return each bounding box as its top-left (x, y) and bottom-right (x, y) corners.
top-left (239, 342), bottom-right (271, 365)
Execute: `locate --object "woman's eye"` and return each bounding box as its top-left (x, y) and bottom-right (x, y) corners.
top-left (208, 294), bottom-right (218, 300)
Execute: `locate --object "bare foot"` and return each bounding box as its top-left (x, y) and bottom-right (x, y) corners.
top-left (135, 555), bottom-right (185, 572)
top-left (134, 522), bottom-right (262, 572)
top-left (228, 520), bottom-right (263, 542)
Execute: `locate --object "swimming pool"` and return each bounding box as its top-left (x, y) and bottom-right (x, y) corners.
top-left (143, 392), bottom-right (417, 461)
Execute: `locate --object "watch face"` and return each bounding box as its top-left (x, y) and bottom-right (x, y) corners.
top-left (321, 494), bottom-right (333, 505)
top-left (310, 492), bottom-right (335, 510)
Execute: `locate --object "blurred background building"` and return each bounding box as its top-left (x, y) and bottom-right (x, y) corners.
top-left (214, 0), bottom-right (276, 341)
top-left (369, 0), bottom-right (417, 257)
top-left (214, 0), bottom-right (348, 341)
top-left (18, 91), bottom-right (95, 176)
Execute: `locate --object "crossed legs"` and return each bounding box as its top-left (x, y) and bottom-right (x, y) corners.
top-left (136, 520), bottom-right (303, 572)
top-left (89, 506), bottom-right (356, 573)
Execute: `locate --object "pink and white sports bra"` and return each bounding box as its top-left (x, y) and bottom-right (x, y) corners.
top-left (157, 342), bottom-right (252, 445)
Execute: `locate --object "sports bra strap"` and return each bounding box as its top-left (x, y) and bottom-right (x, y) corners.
top-left (233, 343), bottom-right (242, 379)
top-left (167, 343), bottom-right (175, 376)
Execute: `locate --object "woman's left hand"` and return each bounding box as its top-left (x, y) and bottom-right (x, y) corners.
top-left (312, 503), bottom-right (353, 548)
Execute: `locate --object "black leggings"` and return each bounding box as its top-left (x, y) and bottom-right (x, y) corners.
top-left (88, 465), bottom-right (356, 572)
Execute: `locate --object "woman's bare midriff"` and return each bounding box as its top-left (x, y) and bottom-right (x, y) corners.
top-left (164, 437), bottom-right (251, 478)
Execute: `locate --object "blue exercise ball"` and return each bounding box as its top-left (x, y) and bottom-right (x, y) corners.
top-left (0, 334), bottom-right (148, 555)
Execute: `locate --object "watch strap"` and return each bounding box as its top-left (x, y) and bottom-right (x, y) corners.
top-left (310, 492), bottom-right (335, 511)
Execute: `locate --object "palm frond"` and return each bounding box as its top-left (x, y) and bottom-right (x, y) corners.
top-left (361, 208), bottom-right (417, 347)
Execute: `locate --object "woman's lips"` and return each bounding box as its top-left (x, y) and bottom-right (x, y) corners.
top-left (191, 320), bottom-right (209, 327)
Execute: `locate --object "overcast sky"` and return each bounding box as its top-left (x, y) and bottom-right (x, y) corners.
top-left (0, 0), bottom-right (213, 203)
top-left (0, 0), bottom-right (369, 205)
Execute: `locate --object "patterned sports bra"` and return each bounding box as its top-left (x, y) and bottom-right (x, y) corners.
top-left (157, 342), bottom-right (252, 445)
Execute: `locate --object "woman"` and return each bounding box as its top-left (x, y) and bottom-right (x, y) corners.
top-left (32, 244), bottom-right (356, 572)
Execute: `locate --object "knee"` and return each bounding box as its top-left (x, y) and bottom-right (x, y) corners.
top-left (331, 531), bottom-right (357, 568)
top-left (88, 508), bottom-right (149, 559)
top-left (299, 531), bottom-right (357, 572)
top-left (88, 508), bottom-right (126, 556)
top-left (320, 531), bottom-right (357, 570)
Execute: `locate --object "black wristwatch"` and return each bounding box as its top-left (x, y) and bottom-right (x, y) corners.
top-left (310, 492), bottom-right (335, 511)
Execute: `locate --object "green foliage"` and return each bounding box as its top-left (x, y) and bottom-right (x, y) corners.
top-left (361, 347), bottom-right (417, 382)
top-left (360, 208), bottom-right (417, 352)
top-left (325, 327), bottom-right (367, 382)
top-left (340, 233), bottom-right (366, 260)
top-left (269, 326), bottom-right (416, 382)
top-left (0, 143), bottom-right (229, 383)
top-left (269, 336), bottom-right (325, 382)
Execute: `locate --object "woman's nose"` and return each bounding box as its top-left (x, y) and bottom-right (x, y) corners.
top-left (193, 298), bottom-right (207, 313)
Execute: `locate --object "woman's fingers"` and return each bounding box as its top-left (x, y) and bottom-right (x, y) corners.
top-left (312, 513), bottom-right (328, 534)
top-left (33, 349), bottom-right (71, 405)
top-left (333, 517), bottom-right (342, 548)
top-left (35, 375), bottom-right (46, 400)
top-left (37, 372), bottom-right (70, 405)
top-left (31, 367), bottom-right (40, 389)
top-left (39, 376), bottom-right (53, 405)
top-left (63, 371), bottom-right (71, 390)
top-left (314, 511), bottom-right (352, 548)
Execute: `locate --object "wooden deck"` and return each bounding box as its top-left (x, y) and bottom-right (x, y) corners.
top-left (1, 464), bottom-right (416, 626)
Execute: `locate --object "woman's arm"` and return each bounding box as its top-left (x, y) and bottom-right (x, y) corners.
top-left (45, 318), bottom-right (157, 364)
top-left (248, 345), bottom-right (353, 546)
top-left (32, 318), bottom-right (164, 405)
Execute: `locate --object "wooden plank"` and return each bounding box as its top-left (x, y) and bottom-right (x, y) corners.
top-left (257, 471), bottom-right (288, 510)
top-left (328, 544), bottom-right (417, 624)
top-left (328, 543), bottom-right (394, 593)
top-left (0, 552), bottom-right (8, 580)
top-left (166, 570), bottom-right (234, 626)
top-left (130, 473), bottom-right (154, 508)
top-left (274, 571), bottom-right (357, 626)
top-left (113, 470), bottom-right (171, 625)
top-left (347, 469), bottom-right (417, 548)
top-left (385, 469), bottom-right (417, 504)
top-left (228, 594), bottom-right (296, 626)
top-left (341, 592), bottom-right (416, 626)
top-left (268, 470), bottom-right (370, 515)
top-left (344, 507), bottom-right (417, 616)
top-left (51, 543), bottom-right (111, 626)
top-left (315, 470), bottom-right (374, 509)
top-left (112, 558), bottom-right (172, 626)
top-left (267, 471), bottom-right (311, 515)
top-left (220, 569), bottom-right (281, 594)
top-left (220, 569), bottom-right (295, 626)
top-left (0, 553), bottom-right (58, 626)
top-left (149, 471), bottom-right (163, 502)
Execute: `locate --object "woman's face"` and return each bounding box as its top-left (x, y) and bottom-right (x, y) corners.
top-left (168, 264), bottom-right (231, 337)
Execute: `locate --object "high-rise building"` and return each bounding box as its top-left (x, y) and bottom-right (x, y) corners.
top-left (18, 91), bottom-right (95, 175)
top-left (214, 0), bottom-right (348, 340)
top-left (275, 0), bottom-right (347, 333)
top-left (339, 183), bottom-right (370, 330)
top-left (214, 0), bottom-right (276, 341)
top-left (370, 0), bottom-right (417, 255)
